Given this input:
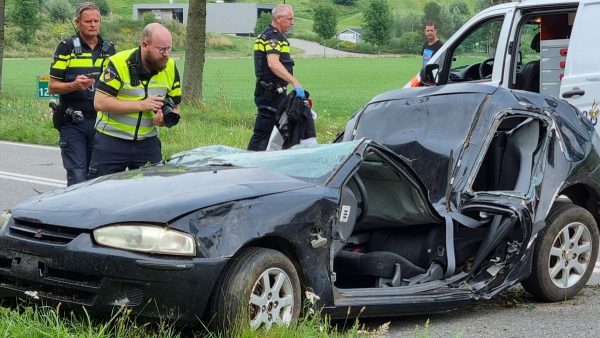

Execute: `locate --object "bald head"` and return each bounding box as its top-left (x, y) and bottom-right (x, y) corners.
top-left (141, 23), bottom-right (173, 73)
top-left (142, 23), bottom-right (171, 42)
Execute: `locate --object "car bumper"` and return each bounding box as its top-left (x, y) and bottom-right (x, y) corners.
top-left (0, 227), bottom-right (229, 325)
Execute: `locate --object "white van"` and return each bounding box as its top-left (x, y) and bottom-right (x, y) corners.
top-left (407, 0), bottom-right (600, 127)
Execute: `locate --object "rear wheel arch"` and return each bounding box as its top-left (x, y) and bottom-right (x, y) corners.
top-left (558, 183), bottom-right (600, 227)
top-left (522, 203), bottom-right (599, 301)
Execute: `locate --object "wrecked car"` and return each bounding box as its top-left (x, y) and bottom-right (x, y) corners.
top-left (0, 84), bottom-right (599, 330)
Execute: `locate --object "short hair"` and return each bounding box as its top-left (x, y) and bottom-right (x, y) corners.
top-left (76, 2), bottom-right (100, 19)
top-left (272, 4), bottom-right (292, 18)
top-left (425, 20), bottom-right (437, 29)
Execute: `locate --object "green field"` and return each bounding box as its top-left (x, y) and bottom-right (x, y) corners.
top-left (0, 56), bottom-right (421, 155)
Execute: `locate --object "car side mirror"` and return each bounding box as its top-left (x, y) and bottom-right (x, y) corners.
top-left (421, 64), bottom-right (439, 86)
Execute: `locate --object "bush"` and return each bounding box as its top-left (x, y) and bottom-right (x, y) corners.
top-left (254, 12), bottom-right (271, 36)
top-left (394, 32), bottom-right (422, 54)
top-left (334, 0), bottom-right (356, 5)
top-left (333, 40), bottom-right (379, 54)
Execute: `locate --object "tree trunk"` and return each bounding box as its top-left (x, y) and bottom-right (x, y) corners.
top-left (0, 0), bottom-right (5, 94)
top-left (182, 0), bottom-right (206, 105)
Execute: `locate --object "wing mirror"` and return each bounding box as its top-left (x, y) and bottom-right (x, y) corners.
top-left (421, 64), bottom-right (439, 86)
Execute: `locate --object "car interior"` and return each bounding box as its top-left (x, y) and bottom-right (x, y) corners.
top-left (332, 116), bottom-right (544, 290)
top-left (447, 17), bottom-right (504, 83)
top-left (512, 12), bottom-right (575, 96)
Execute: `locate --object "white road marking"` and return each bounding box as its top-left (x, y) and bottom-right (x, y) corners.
top-left (0, 141), bottom-right (59, 151)
top-left (0, 170), bottom-right (66, 187)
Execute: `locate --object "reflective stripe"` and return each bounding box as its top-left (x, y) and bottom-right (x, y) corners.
top-left (119, 88), bottom-right (147, 97)
top-left (96, 112), bottom-right (158, 140)
top-left (97, 48), bottom-right (179, 140)
top-left (148, 87), bottom-right (168, 96)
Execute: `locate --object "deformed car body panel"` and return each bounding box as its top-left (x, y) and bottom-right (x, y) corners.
top-left (1, 85), bottom-right (599, 326)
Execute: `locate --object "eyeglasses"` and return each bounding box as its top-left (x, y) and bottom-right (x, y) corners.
top-left (145, 41), bottom-right (172, 55)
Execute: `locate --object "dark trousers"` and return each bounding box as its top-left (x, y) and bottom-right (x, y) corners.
top-left (247, 85), bottom-right (286, 151)
top-left (59, 119), bottom-right (95, 186)
top-left (88, 132), bottom-right (162, 179)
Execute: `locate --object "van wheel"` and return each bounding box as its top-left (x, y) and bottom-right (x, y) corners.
top-left (211, 247), bottom-right (301, 331)
top-left (522, 204), bottom-right (599, 301)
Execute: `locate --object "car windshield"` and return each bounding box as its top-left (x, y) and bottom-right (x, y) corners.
top-left (168, 141), bottom-right (362, 184)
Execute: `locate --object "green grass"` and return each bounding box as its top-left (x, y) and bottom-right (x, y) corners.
top-left (0, 56), bottom-right (421, 157)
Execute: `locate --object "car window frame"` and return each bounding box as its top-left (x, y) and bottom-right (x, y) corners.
top-left (463, 109), bottom-right (552, 199)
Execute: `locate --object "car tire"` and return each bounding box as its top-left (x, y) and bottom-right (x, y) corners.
top-left (210, 247), bottom-right (301, 331)
top-left (522, 203), bottom-right (599, 301)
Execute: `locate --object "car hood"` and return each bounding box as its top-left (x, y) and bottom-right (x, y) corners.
top-left (12, 165), bottom-right (315, 228)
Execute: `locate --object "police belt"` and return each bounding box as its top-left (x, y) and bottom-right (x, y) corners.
top-left (258, 80), bottom-right (286, 94)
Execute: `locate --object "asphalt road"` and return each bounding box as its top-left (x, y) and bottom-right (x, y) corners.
top-left (1, 141), bottom-right (600, 337)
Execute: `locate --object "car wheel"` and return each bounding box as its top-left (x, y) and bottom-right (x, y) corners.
top-left (211, 247), bottom-right (301, 331)
top-left (522, 203), bottom-right (599, 301)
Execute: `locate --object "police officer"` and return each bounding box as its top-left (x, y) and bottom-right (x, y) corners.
top-left (248, 4), bottom-right (305, 151)
top-left (89, 23), bottom-right (181, 178)
top-left (49, 2), bottom-right (115, 186)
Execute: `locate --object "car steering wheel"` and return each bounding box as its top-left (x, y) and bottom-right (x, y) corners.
top-left (479, 58), bottom-right (495, 79)
top-left (352, 174), bottom-right (368, 223)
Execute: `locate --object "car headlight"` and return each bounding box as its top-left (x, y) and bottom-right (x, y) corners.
top-left (93, 224), bottom-right (196, 256)
top-left (0, 210), bottom-right (11, 229)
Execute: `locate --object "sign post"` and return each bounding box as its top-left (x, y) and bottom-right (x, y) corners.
top-left (37, 75), bottom-right (58, 99)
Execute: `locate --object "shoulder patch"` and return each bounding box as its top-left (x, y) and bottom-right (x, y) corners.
top-left (102, 66), bottom-right (117, 82)
top-left (269, 39), bottom-right (279, 48)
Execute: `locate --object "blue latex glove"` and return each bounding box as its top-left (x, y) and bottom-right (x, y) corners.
top-left (294, 86), bottom-right (305, 99)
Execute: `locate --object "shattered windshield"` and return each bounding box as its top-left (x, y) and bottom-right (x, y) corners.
top-left (168, 141), bottom-right (362, 184)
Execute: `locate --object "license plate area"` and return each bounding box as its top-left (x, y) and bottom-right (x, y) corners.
top-left (11, 252), bottom-right (47, 281)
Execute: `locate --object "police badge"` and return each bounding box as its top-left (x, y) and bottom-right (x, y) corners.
top-left (103, 66), bottom-right (117, 82)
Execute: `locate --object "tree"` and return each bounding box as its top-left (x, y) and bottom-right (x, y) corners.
top-left (45, 0), bottom-right (73, 23)
top-left (12, 0), bottom-right (41, 59)
top-left (476, 0), bottom-right (511, 11)
top-left (0, 0), bottom-right (4, 94)
top-left (67, 0), bottom-right (109, 15)
top-left (423, 1), bottom-right (442, 29)
top-left (312, 2), bottom-right (336, 57)
top-left (254, 12), bottom-right (271, 36)
top-left (363, 0), bottom-right (392, 53)
top-left (183, 0), bottom-right (207, 104)
top-left (439, 0), bottom-right (471, 39)
top-left (394, 10), bottom-right (422, 37)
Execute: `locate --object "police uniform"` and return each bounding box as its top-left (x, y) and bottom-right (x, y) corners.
top-left (88, 47), bottom-right (182, 178)
top-left (49, 34), bottom-right (115, 186)
top-left (248, 25), bottom-right (294, 151)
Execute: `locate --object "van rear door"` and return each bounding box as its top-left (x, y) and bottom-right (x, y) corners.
top-left (560, 0), bottom-right (600, 126)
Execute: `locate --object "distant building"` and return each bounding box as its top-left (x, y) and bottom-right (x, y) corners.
top-left (336, 28), bottom-right (364, 44)
top-left (133, 3), bottom-right (275, 35)
top-left (133, 4), bottom-right (188, 24)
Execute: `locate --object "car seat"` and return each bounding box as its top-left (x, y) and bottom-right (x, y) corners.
top-left (519, 32), bottom-right (541, 92)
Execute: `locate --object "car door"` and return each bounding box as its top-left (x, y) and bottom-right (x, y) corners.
top-left (560, 0), bottom-right (600, 128)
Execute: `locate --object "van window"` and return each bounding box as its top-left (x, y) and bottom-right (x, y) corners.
top-left (447, 17), bottom-right (504, 83)
top-left (512, 11), bottom-right (575, 96)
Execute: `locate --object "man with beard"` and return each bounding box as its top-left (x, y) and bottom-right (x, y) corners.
top-left (89, 23), bottom-right (181, 178)
top-left (49, 2), bottom-right (115, 185)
